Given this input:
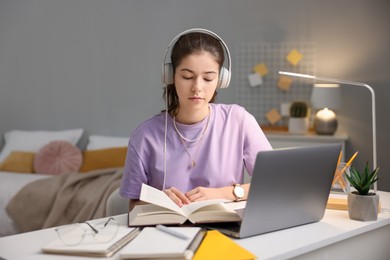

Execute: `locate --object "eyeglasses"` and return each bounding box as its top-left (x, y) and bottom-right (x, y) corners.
top-left (55, 217), bottom-right (119, 246)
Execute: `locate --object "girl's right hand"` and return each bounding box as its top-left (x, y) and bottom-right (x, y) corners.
top-left (164, 187), bottom-right (191, 207)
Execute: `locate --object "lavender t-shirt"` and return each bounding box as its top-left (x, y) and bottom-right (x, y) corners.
top-left (119, 103), bottom-right (272, 199)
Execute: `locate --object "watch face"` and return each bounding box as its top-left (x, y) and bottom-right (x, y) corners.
top-left (234, 186), bottom-right (244, 198)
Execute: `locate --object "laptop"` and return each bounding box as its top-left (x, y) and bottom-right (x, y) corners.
top-left (204, 144), bottom-right (341, 238)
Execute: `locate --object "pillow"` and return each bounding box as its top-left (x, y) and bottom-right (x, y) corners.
top-left (79, 147), bottom-right (127, 172)
top-left (86, 135), bottom-right (129, 150)
top-left (0, 129), bottom-right (83, 163)
top-left (0, 151), bottom-right (36, 173)
top-left (33, 141), bottom-right (82, 175)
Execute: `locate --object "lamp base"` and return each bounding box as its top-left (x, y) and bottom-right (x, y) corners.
top-left (313, 108), bottom-right (338, 135)
top-left (314, 117), bottom-right (338, 135)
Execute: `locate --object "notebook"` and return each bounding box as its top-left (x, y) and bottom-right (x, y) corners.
top-left (42, 226), bottom-right (141, 257)
top-left (204, 144), bottom-right (341, 238)
top-left (120, 226), bottom-right (205, 259)
top-left (193, 230), bottom-right (256, 259)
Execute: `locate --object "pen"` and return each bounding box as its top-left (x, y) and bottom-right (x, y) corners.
top-left (340, 151), bottom-right (359, 174)
top-left (156, 224), bottom-right (189, 240)
top-left (345, 151), bottom-right (359, 168)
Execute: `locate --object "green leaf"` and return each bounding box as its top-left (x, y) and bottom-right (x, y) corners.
top-left (344, 162), bottom-right (379, 195)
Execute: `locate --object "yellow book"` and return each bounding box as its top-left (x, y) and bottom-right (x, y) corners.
top-left (193, 230), bottom-right (256, 260)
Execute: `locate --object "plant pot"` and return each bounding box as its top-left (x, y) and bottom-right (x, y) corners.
top-left (347, 192), bottom-right (379, 221)
top-left (288, 117), bottom-right (309, 134)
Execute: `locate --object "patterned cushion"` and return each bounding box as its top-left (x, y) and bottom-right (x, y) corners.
top-left (33, 141), bottom-right (82, 175)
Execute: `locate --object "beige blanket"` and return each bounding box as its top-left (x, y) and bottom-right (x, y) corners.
top-left (6, 168), bottom-right (123, 233)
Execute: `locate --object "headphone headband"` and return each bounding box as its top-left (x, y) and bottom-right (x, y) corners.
top-left (162, 28), bottom-right (231, 88)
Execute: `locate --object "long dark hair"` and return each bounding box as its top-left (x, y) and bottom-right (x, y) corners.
top-left (162, 32), bottom-right (225, 115)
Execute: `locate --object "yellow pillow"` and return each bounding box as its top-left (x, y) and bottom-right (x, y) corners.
top-left (0, 151), bottom-right (36, 173)
top-left (79, 147), bottom-right (127, 172)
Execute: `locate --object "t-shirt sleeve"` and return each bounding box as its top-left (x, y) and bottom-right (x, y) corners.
top-left (242, 109), bottom-right (273, 175)
top-left (119, 144), bottom-right (147, 199)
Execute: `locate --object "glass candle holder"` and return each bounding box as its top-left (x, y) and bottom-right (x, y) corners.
top-left (331, 162), bottom-right (350, 194)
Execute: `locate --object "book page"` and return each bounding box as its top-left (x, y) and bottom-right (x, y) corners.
top-left (188, 204), bottom-right (241, 223)
top-left (140, 184), bottom-right (185, 216)
top-left (224, 201), bottom-right (247, 211)
top-left (181, 199), bottom-right (229, 217)
top-left (140, 184), bottom-right (228, 218)
top-left (129, 204), bottom-right (187, 226)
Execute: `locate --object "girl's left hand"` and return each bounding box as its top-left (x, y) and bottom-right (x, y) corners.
top-left (185, 187), bottom-right (225, 202)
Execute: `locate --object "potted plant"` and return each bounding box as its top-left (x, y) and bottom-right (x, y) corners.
top-left (288, 101), bottom-right (309, 134)
top-left (344, 162), bottom-right (380, 221)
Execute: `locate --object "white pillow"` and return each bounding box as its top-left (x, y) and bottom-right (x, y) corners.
top-left (86, 135), bottom-right (129, 150)
top-left (0, 129), bottom-right (84, 163)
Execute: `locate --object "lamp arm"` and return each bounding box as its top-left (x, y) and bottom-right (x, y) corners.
top-left (279, 72), bottom-right (377, 192)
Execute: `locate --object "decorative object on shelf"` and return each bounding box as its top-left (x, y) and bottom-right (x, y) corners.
top-left (278, 71), bottom-right (377, 193)
top-left (331, 151), bottom-right (358, 194)
top-left (265, 108), bottom-right (282, 125)
top-left (248, 73), bottom-right (263, 87)
top-left (310, 84), bottom-right (341, 135)
top-left (253, 63), bottom-right (269, 77)
top-left (286, 49), bottom-right (303, 66)
top-left (277, 75), bottom-right (293, 91)
top-left (345, 162), bottom-right (380, 221)
top-left (288, 101), bottom-right (309, 134)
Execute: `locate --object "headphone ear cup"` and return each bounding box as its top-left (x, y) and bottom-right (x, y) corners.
top-left (162, 63), bottom-right (174, 85)
top-left (218, 66), bottom-right (231, 89)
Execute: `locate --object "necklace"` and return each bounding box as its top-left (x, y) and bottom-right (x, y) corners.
top-left (173, 108), bottom-right (211, 143)
top-left (173, 107), bottom-right (211, 168)
top-left (178, 133), bottom-right (205, 168)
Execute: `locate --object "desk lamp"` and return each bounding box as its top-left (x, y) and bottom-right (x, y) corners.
top-left (278, 71), bottom-right (377, 192)
top-left (310, 83), bottom-right (341, 135)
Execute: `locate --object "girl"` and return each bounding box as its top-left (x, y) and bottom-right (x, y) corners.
top-left (119, 29), bottom-right (272, 209)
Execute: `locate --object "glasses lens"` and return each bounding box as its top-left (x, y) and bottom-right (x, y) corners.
top-left (56, 224), bottom-right (85, 246)
top-left (93, 218), bottom-right (119, 243)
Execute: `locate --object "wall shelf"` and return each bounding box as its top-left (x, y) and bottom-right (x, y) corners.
top-left (263, 127), bottom-right (348, 161)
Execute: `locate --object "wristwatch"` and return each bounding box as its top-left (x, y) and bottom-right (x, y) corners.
top-left (232, 183), bottom-right (244, 201)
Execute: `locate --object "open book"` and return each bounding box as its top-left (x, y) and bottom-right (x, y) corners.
top-left (129, 184), bottom-right (241, 226)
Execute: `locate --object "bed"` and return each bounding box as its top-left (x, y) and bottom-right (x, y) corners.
top-left (0, 129), bottom-right (130, 237)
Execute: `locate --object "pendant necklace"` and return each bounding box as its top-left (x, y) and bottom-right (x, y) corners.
top-left (173, 107), bottom-right (211, 168)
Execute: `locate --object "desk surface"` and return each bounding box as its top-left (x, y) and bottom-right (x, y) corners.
top-left (1, 191), bottom-right (390, 260)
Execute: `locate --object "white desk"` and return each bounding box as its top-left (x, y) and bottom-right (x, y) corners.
top-left (1, 191), bottom-right (389, 260)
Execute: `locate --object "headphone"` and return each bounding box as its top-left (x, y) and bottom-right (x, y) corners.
top-left (161, 28), bottom-right (232, 89)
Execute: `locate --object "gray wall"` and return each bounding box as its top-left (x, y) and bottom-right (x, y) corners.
top-left (0, 0), bottom-right (389, 191)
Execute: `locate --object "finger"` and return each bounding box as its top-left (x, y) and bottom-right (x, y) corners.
top-left (186, 191), bottom-right (203, 202)
top-left (165, 188), bottom-right (190, 206)
top-left (176, 192), bottom-right (191, 205)
top-left (164, 190), bottom-right (184, 207)
top-left (170, 188), bottom-right (191, 204)
top-left (188, 194), bottom-right (202, 202)
top-left (185, 187), bottom-right (199, 197)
